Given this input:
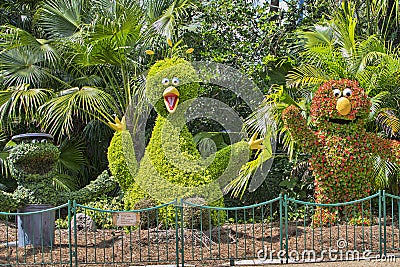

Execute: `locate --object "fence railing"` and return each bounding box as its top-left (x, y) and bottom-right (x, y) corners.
top-left (0, 191), bottom-right (399, 266)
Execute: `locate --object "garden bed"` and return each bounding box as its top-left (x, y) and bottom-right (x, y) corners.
top-left (0, 220), bottom-right (398, 266)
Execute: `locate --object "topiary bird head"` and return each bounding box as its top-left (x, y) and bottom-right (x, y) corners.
top-left (310, 79), bottom-right (371, 130)
top-left (146, 57), bottom-right (199, 117)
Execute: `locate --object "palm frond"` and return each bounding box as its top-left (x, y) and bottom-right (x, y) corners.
top-left (52, 173), bottom-right (80, 192)
top-left (150, 0), bottom-right (197, 39)
top-left (331, 2), bottom-right (357, 59)
top-left (39, 86), bottom-right (115, 137)
top-left (36, 0), bottom-right (82, 39)
top-left (142, 0), bottom-right (173, 22)
top-left (375, 109), bottom-right (400, 138)
top-left (244, 99), bottom-right (276, 136)
top-left (224, 148), bottom-right (274, 199)
top-left (0, 25), bottom-right (59, 67)
top-left (58, 138), bottom-right (88, 173)
top-left (369, 91), bottom-right (390, 119)
top-left (287, 65), bottom-right (329, 88)
top-left (373, 155), bottom-right (400, 193)
top-left (302, 25), bottom-right (334, 49)
top-left (0, 84), bottom-right (52, 130)
top-left (83, 1), bottom-right (143, 66)
top-left (0, 47), bottom-right (56, 87)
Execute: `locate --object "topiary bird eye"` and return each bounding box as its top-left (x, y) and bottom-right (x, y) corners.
top-left (343, 88), bottom-right (352, 97)
top-left (333, 89), bottom-right (341, 98)
top-left (172, 77), bottom-right (180, 85)
top-left (161, 78), bottom-right (170, 85)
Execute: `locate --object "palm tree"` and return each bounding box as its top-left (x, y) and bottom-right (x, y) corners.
top-left (33, 0), bottom-right (198, 136)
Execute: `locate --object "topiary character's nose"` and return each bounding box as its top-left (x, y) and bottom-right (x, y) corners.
top-left (336, 97), bottom-right (351, 115)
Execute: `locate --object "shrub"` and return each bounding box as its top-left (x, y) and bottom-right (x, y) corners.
top-left (183, 197), bottom-right (226, 230)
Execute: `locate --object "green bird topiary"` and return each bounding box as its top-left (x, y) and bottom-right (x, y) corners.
top-left (282, 79), bottom-right (400, 225)
top-left (108, 57), bottom-right (264, 214)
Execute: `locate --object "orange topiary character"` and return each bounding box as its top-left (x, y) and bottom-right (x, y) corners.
top-left (282, 79), bottom-right (400, 224)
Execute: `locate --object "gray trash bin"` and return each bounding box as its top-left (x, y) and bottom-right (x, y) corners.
top-left (17, 204), bottom-right (55, 247)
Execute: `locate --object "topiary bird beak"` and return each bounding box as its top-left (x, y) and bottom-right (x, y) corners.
top-left (163, 87), bottom-right (180, 113)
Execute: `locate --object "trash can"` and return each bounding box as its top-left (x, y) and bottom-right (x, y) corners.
top-left (17, 204), bottom-right (55, 247)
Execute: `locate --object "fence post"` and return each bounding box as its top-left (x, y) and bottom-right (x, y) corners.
top-left (180, 201), bottom-right (185, 267)
top-left (378, 191), bottom-right (382, 258)
top-left (174, 199), bottom-right (182, 267)
top-left (382, 190), bottom-right (387, 257)
top-left (73, 200), bottom-right (78, 267)
top-left (68, 200), bottom-right (73, 267)
top-left (279, 194), bottom-right (283, 263)
top-left (284, 195), bottom-right (289, 264)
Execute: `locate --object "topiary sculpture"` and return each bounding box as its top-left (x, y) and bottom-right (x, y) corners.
top-left (109, 57), bottom-right (264, 210)
top-left (282, 79), bottom-right (400, 224)
top-left (0, 133), bottom-right (116, 211)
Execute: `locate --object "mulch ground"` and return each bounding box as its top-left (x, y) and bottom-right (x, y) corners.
top-left (0, 219), bottom-right (399, 267)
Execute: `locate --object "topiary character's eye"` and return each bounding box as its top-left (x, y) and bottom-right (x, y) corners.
top-left (171, 77), bottom-right (180, 85)
top-left (333, 89), bottom-right (341, 97)
top-left (161, 78), bottom-right (170, 85)
top-left (41, 139), bottom-right (47, 143)
top-left (343, 88), bottom-right (352, 97)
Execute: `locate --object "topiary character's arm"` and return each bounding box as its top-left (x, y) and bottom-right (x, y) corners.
top-left (0, 191), bottom-right (20, 211)
top-left (368, 133), bottom-right (400, 165)
top-left (61, 170), bottom-right (116, 204)
top-left (282, 105), bottom-right (319, 152)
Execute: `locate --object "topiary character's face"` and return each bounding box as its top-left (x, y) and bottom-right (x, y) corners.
top-left (8, 142), bottom-right (59, 181)
top-left (310, 79), bottom-right (371, 129)
top-left (146, 57), bottom-right (199, 117)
